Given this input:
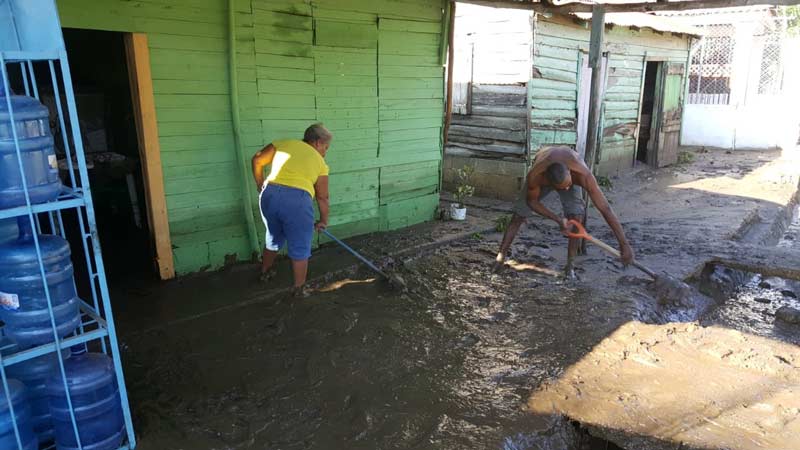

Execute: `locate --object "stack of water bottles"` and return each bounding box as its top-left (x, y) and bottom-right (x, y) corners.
top-left (1, 74), bottom-right (126, 448)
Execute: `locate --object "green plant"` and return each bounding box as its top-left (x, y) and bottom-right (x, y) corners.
top-left (597, 176), bottom-right (613, 189)
top-left (471, 232), bottom-right (483, 240)
top-left (495, 214), bottom-right (512, 232)
top-left (454, 165), bottom-right (476, 208)
top-left (677, 151), bottom-right (694, 165)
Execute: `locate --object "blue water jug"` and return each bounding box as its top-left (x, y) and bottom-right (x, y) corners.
top-left (7, 348), bottom-right (71, 446)
top-left (46, 347), bottom-right (125, 450)
top-left (0, 217), bottom-right (81, 347)
top-left (0, 218), bottom-right (16, 243)
top-left (0, 378), bottom-right (38, 450)
top-left (0, 77), bottom-right (62, 209)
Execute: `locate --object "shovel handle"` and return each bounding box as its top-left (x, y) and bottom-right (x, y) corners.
top-left (565, 220), bottom-right (656, 278)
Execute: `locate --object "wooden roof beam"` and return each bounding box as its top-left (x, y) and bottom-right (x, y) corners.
top-left (458, 0), bottom-right (800, 14)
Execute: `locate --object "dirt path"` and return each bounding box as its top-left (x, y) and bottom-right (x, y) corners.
top-left (119, 147), bottom-right (800, 450)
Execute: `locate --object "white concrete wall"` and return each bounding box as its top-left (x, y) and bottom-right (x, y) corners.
top-left (680, 16), bottom-right (800, 150)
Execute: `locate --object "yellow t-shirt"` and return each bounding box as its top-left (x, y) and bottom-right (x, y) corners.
top-left (267, 139), bottom-right (329, 198)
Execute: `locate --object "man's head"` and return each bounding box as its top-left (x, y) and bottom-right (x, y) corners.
top-left (304, 123), bottom-right (333, 157)
top-left (545, 162), bottom-right (572, 190)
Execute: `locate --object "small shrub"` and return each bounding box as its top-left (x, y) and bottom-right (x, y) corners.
top-left (495, 214), bottom-right (512, 232)
top-left (677, 151), bottom-right (694, 165)
top-left (454, 165), bottom-right (476, 207)
top-left (597, 176), bottom-right (613, 189)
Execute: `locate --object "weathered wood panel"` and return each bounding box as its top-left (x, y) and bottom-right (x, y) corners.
top-left (531, 14), bottom-right (691, 171)
top-left (58, 0), bottom-right (446, 274)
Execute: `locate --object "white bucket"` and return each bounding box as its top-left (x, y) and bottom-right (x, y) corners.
top-left (450, 203), bottom-right (467, 221)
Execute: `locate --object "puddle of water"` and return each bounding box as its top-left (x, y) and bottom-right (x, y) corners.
top-left (699, 263), bottom-right (800, 345)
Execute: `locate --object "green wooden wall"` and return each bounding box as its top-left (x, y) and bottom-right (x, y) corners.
top-left (530, 15), bottom-right (690, 175)
top-left (56, 0), bottom-right (445, 274)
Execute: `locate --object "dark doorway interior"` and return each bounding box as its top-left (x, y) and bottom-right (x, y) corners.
top-left (637, 61), bottom-right (660, 164)
top-left (58, 29), bottom-right (154, 286)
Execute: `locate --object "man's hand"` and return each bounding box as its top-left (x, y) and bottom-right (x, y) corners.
top-left (315, 221), bottom-right (328, 232)
top-left (620, 243), bottom-right (634, 266)
top-left (558, 217), bottom-right (569, 236)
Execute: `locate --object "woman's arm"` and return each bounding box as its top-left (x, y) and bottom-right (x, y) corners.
top-left (314, 175), bottom-right (330, 231)
top-left (251, 144), bottom-right (276, 190)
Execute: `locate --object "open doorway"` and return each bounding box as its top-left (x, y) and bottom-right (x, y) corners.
top-left (637, 61), bottom-right (661, 164)
top-left (59, 29), bottom-right (154, 284)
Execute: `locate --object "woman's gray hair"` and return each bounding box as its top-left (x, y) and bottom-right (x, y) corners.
top-left (303, 123), bottom-right (333, 144)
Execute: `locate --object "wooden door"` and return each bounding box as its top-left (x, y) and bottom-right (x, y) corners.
top-left (652, 62), bottom-right (685, 167)
top-left (576, 53), bottom-right (607, 159)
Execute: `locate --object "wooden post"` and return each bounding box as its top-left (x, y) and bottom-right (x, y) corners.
top-left (443, 1), bottom-right (456, 147)
top-left (124, 33), bottom-right (176, 280)
top-left (584, 5), bottom-right (605, 171)
top-left (581, 5), bottom-right (605, 253)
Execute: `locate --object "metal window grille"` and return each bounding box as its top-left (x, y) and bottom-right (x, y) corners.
top-left (754, 16), bottom-right (785, 96)
top-left (688, 25), bottom-right (735, 105)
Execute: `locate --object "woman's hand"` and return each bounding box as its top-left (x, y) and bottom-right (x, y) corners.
top-left (315, 221), bottom-right (328, 232)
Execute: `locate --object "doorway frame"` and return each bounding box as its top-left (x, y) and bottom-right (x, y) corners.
top-left (634, 56), bottom-right (667, 168)
top-left (123, 33), bottom-right (175, 280)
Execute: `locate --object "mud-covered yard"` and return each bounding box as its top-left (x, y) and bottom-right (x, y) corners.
top-left (115, 148), bottom-right (800, 450)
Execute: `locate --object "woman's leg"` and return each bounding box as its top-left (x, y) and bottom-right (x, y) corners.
top-left (291, 259), bottom-right (308, 288)
top-left (260, 185), bottom-right (285, 279)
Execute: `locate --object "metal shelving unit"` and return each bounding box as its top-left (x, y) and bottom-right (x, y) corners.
top-left (1, 1), bottom-right (136, 449)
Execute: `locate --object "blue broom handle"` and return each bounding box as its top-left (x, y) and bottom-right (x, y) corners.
top-left (322, 229), bottom-right (388, 277)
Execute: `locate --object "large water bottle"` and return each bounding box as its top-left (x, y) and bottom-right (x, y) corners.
top-left (0, 378), bottom-right (38, 450)
top-left (0, 217), bottom-right (81, 347)
top-left (0, 218), bottom-right (16, 243)
top-left (0, 76), bottom-right (63, 209)
top-left (45, 347), bottom-right (125, 450)
top-left (7, 349), bottom-right (71, 446)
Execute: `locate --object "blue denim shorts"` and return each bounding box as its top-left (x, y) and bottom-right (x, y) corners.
top-left (259, 184), bottom-right (314, 260)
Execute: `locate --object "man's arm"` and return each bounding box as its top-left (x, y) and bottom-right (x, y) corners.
top-left (314, 175), bottom-right (330, 231)
top-left (584, 176), bottom-right (633, 264)
top-left (251, 144), bottom-right (276, 190)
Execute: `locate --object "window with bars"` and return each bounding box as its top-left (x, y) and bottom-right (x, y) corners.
top-left (688, 25), bottom-right (735, 105)
top-left (755, 21), bottom-right (784, 95)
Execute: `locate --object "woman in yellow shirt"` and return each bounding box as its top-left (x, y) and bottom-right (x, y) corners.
top-left (251, 123), bottom-right (331, 297)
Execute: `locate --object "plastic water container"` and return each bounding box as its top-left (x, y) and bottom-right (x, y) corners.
top-left (0, 217), bottom-right (81, 347)
top-left (0, 378), bottom-right (38, 450)
top-left (0, 77), bottom-right (62, 209)
top-left (7, 349), bottom-right (71, 446)
top-left (46, 347), bottom-right (125, 450)
top-left (0, 218), bottom-right (16, 244)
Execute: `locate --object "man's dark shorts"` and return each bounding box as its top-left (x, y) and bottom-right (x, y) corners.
top-left (512, 184), bottom-right (585, 218)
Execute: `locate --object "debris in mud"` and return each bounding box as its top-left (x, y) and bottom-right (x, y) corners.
top-left (781, 289), bottom-right (797, 299)
top-left (759, 280), bottom-right (772, 289)
top-left (776, 306), bottom-right (800, 325)
top-left (754, 297), bottom-right (772, 304)
top-left (458, 333), bottom-right (481, 348)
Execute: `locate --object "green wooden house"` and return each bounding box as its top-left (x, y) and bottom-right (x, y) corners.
top-left (444, 6), bottom-right (701, 200)
top-left (532, 12), bottom-right (701, 174)
top-left (53, 0), bottom-right (449, 278)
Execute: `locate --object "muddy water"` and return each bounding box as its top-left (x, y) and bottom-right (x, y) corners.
top-left (700, 204), bottom-right (800, 344)
top-left (122, 232), bottom-right (683, 450)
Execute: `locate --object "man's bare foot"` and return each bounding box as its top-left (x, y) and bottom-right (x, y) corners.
top-left (491, 254), bottom-right (506, 273)
top-left (563, 264), bottom-right (577, 280)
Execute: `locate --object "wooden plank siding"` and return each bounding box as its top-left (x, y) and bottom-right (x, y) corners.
top-left (531, 14), bottom-right (691, 176)
top-left (57, 0), bottom-right (445, 274)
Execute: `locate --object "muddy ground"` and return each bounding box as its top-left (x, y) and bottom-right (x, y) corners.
top-left (113, 148), bottom-right (800, 450)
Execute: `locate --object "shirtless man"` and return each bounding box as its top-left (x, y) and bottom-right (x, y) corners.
top-left (493, 146), bottom-right (633, 277)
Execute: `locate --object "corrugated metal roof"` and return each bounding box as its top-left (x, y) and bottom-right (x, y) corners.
top-left (572, 11), bottom-right (705, 36)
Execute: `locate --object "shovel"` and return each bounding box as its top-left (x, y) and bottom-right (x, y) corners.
top-left (564, 219), bottom-right (692, 305)
top-left (322, 229), bottom-right (407, 291)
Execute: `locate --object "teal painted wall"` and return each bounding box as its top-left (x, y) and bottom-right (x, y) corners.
top-left (56, 0), bottom-right (445, 274)
top-left (531, 15), bottom-right (690, 175)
